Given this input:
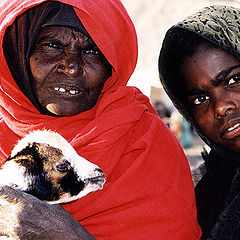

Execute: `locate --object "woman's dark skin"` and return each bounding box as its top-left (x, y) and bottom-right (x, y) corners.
top-left (181, 43), bottom-right (240, 152)
top-left (0, 185), bottom-right (97, 239)
top-left (30, 26), bottom-right (112, 116)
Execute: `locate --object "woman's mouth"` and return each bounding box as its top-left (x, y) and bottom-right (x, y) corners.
top-left (54, 87), bottom-right (79, 95)
top-left (52, 86), bottom-right (85, 97)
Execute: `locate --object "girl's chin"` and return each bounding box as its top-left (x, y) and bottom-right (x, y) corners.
top-left (221, 137), bottom-right (240, 153)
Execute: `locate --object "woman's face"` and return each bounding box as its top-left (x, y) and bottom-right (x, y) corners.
top-left (30, 26), bottom-right (112, 116)
top-left (181, 44), bottom-right (240, 152)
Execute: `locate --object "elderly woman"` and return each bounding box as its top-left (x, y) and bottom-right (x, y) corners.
top-left (159, 5), bottom-right (240, 240)
top-left (0, 0), bottom-right (201, 239)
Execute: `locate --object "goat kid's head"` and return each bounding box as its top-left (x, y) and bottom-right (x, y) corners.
top-left (0, 130), bottom-right (105, 204)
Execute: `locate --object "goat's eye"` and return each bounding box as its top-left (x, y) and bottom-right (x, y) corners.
top-left (56, 160), bottom-right (71, 172)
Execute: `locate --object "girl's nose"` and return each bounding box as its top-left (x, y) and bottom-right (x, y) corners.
top-left (214, 99), bottom-right (237, 119)
top-left (57, 55), bottom-right (83, 78)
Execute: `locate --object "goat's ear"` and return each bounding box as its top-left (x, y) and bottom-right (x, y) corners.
top-left (55, 160), bottom-right (71, 172)
top-left (7, 142), bottom-right (39, 160)
top-left (25, 174), bottom-right (57, 201)
top-left (6, 143), bottom-right (43, 171)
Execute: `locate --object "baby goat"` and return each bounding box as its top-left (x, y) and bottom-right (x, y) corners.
top-left (0, 130), bottom-right (105, 204)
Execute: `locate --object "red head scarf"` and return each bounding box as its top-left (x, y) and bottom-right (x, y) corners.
top-left (0, 0), bottom-right (201, 239)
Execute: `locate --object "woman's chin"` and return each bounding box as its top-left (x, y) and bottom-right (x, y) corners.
top-left (45, 103), bottom-right (81, 116)
top-left (44, 101), bottom-right (95, 116)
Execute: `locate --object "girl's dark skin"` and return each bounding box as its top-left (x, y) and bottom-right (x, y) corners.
top-left (30, 26), bottom-right (112, 116)
top-left (181, 43), bottom-right (240, 152)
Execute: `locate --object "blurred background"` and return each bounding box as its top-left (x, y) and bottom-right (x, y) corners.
top-left (121, 0), bottom-right (240, 182)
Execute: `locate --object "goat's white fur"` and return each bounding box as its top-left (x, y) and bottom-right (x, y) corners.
top-left (0, 162), bottom-right (32, 192)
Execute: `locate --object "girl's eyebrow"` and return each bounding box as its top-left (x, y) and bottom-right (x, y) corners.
top-left (186, 88), bottom-right (207, 97)
top-left (186, 64), bottom-right (240, 97)
top-left (212, 64), bottom-right (240, 87)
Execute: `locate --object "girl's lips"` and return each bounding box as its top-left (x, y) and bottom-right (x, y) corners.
top-left (221, 122), bottom-right (240, 140)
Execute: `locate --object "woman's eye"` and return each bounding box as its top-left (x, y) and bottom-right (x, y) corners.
top-left (193, 95), bottom-right (209, 105)
top-left (84, 49), bottom-right (100, 55)
top-left (42, 42), bottom-right (60, 49)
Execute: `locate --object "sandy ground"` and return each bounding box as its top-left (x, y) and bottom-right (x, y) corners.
top-left (122, 0), bottom-right (240, 71)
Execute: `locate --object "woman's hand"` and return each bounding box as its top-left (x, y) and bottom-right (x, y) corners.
top-left (0, 185), bottom-right (96, 240)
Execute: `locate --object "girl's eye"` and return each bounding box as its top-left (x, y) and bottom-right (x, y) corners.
top-left (228, 78), bottom-right (236, 85)
top-left (227, 75), bottom-right (240, 86)
top-left (193, 95), bottom-right (209, 105)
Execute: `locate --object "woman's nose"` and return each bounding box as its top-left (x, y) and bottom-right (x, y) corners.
top-left (57, 55), bottom-right (83, 78)
top-left (214, 99), bottom-right (237, 119)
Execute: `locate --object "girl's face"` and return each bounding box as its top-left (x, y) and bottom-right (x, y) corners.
top-left (181, 44), bottom-right (240, 152)
top-left (30, 26), bottom-right (112, 116)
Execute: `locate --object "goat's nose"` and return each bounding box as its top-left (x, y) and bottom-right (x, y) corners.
top-left (94, 168), bottom-right (104, 176)
top-left (95, 168), bottom-right (103, 173)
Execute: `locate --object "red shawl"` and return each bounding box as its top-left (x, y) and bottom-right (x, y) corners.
top-left (0, 0), bottom-right (201, 239)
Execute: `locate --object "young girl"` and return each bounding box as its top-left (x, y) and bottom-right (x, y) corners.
top-left (159, 5), bottom-right (240, 240)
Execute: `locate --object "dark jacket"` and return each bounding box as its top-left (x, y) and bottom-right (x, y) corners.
top-left (196, 149), bottom-right (240, 239)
